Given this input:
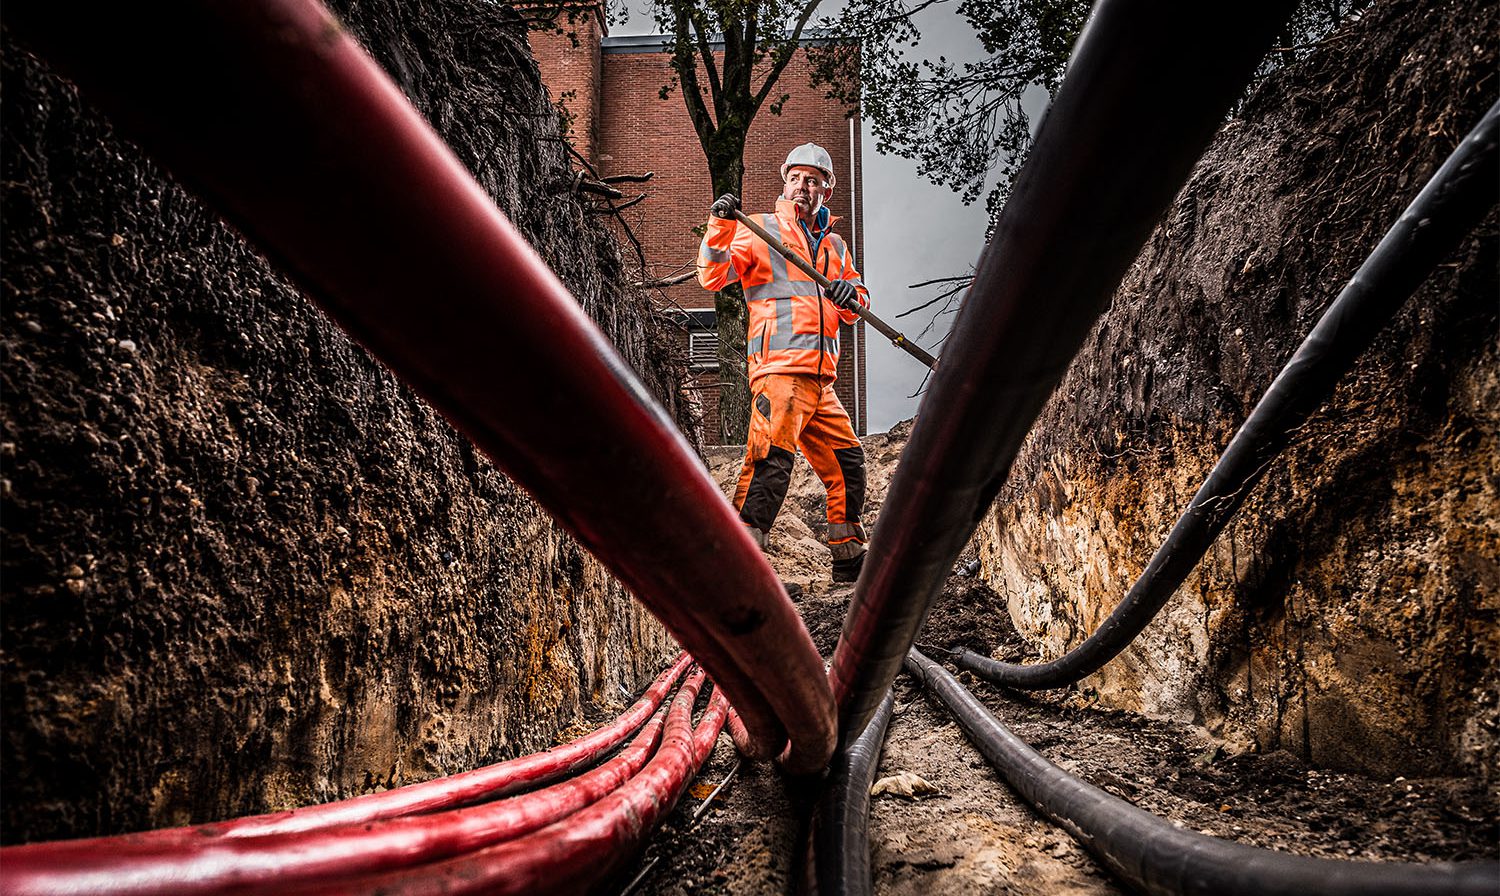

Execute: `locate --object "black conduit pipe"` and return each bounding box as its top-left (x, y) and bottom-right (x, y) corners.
top-left (803, 690), bottom-right (896, 896)
top-left (905, 649), bottom-right (1499, 896)
top-left (955, 99), bottom-right (1500, 689)
top-left (828, 0), bottom-right (1298, 745)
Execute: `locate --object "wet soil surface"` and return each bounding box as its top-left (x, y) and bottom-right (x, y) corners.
top-left (624, 569), bottom-right (1496, 895)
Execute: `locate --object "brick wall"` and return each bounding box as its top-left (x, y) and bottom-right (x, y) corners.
top-left (528, 16), bottom-right (868, 442)
top-left (523, 5), bottom-right (603, 161)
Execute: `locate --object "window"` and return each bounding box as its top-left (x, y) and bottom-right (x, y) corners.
top-left (689, 331), bottom-right (719, 370)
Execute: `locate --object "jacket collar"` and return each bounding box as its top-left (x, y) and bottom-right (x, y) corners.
top-left (774, 197), bottom-right (840, 231)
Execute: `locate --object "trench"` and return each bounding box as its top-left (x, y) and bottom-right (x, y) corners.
top-left (2, 0), bottom-right (1497, 894)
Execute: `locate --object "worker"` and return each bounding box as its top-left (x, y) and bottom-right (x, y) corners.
top-left (697, 142), bottom-right (870, 584)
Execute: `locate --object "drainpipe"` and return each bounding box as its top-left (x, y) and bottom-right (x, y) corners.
top-left (849, 115), bottom-right (862, 434)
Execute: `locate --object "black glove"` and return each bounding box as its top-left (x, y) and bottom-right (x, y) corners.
top-left (825, 278), bottom-right (859, 309)
top-left (710, 193), bottom-right (739, 219)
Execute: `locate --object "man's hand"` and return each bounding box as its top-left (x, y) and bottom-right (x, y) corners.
top-left (825, 279), bottom-right (859, 309)
top-left (711, 193), bottom-right (739, 219)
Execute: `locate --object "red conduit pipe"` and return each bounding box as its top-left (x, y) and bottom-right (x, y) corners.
top-left (725, 708), bottom-right (774, 760)
top-left (827, 0), bottom-right (1297, 746)
top-left (0, 652), bottom-right (689, 864)
top-left (0, 673), bottom-right (693, 896)
top-left (5, 0), bottom-right (833, 773)
top-left (306, 676), bottom-right (731, 895)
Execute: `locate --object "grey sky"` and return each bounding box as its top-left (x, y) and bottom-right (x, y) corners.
top-left (612, 2), bottom-right (1000, 433)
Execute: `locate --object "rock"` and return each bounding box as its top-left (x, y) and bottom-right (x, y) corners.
top-left (871, 770), bottom-right (941, 800)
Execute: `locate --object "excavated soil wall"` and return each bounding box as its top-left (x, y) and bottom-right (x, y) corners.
top-left (974, 0), bottom-right (1497, 780)
top-left (1, 0), bottom-right (684, 842)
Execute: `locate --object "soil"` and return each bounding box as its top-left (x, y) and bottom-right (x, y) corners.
top-left (623, 438), bottom-right (1497, 895)
top-left (0, 0), bottom-right (684, 842)
top-left (976, 0), bottom-right (1498, 783)
top-left (3, 0), bottom-right (1495, 886)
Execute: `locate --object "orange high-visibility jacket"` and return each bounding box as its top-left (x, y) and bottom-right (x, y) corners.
top-left (697, 197), bottom-right (870, 386)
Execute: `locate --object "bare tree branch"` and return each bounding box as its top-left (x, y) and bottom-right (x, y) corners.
top-left (689, 6), bottom-right (723, 117)
top-left (602, 172), bottom-right (654, 184)
top-left (753, 0), bottom-right (823, 111)
top-left (563, 141), bottom-right (600, 176)
top-left (671, 6), bottom-right (717, 143)
top-left (634, 270), bottom-right (697, 288)
top-left (907, 274), bottom-right (974, 289)
top-left (576, 180), bottom-right (625, 198)
top-left (894, 280), bottom-right (968, 318)
top-left (724, 12), bottom-right (750, 103)
top-left (864, 0), bottom-right (953, 29)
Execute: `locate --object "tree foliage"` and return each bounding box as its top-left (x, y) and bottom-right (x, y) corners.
top-left (814, 0), bottom-right (1085, 223)
top-left (815, 0), bottom-right (1373, 223)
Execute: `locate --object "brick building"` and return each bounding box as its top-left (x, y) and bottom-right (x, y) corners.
top-left (525, 6), bottom-right (867, 443)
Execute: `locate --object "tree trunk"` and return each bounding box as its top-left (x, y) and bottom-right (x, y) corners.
top-left (710, 149), bottom-right (750, 444)
top-left (714, 284), bottom-right (750, 443)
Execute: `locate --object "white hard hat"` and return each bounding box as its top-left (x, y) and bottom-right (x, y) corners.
top-left (781, 142), bottom-right (835, 186)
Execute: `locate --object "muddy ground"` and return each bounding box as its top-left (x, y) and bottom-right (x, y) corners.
top-left (621, 440), bottom-right (1497, 895)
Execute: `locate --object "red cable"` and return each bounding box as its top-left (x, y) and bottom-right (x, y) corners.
top-left (306, 678), bottom-right (730, 895)
top-left (0, 665), bottom-right (694, 896)
top-left (1, 651), bottom-right (689, 870)
top-left (6, 0), bottom-right (834, 774)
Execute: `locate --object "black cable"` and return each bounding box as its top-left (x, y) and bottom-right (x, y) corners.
top-left (955, 98), bottom-right (1499, 690)
top-left (905, 648), bottom-right (1499, 896)
top-left (828, 0), bottom-right (1300, 746)
top-left (803, 689), bottom-right (896, 896)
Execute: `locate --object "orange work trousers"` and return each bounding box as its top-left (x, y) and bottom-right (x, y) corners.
top-left (734, 373), bottom-right (866, 560)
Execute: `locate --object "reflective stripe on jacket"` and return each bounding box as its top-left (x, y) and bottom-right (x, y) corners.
top-left (697, 197), bottom-right (870, 385)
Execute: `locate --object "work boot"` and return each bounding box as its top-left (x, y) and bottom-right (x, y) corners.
top-left (831, 550), bottom-right (865, 584)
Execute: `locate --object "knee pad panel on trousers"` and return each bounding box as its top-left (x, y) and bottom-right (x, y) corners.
top-left (833, 444), bottom-right (866, 521)
top-left (739, 445), bottom-right (795, 534)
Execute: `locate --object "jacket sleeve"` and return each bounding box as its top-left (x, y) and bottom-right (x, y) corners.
top-left (696, 215), bottom-right (742, 291)
top-left (831, 234), bottom-right (869, 325)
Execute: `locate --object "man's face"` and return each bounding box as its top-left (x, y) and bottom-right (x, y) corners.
top-left (782, 166), bottom-right (830, 219)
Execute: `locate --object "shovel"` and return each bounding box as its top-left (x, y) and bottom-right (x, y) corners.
top-left (731, 210), bottom-right (938, 369)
